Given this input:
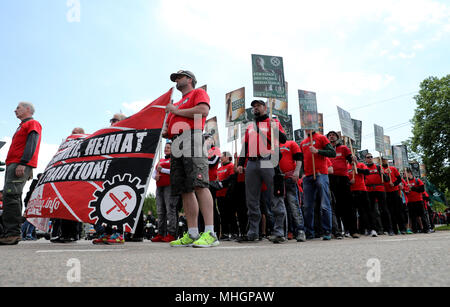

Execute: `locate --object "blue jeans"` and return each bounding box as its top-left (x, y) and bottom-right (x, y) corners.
top-left (21, 220), bottom-right (36, 239)
top-left (284, 178), bottom-right (305, 235)
top-left (302, 174), bottom-right (332, 237)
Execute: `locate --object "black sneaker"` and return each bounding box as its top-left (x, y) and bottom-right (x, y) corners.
top-left (237, 235), bottom-right (259, 243)
top-left (268, 235), bottom-right (286, 244)
top-left (334, 233), bottom-right (344, 240)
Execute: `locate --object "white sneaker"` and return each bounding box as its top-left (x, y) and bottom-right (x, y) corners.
top-left (371, 230), bottom-right (378, 237)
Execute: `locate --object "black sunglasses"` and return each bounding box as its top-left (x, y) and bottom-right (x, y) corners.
top-left (366, 156), bottom-right (373, 159)
top-left (110, 118), bottom-right (119, 124)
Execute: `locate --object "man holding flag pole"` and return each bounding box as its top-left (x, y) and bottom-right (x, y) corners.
top-left (162, 70), bottom-right (219, 248)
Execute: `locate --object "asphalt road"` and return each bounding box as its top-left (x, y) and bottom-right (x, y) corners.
top-left (0, 231), bottom-right (449, 288)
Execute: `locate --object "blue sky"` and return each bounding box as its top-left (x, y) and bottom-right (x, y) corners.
top-left (1, 0), bottom-right (449, 194)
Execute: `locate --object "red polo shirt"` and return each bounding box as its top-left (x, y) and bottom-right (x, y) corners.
top-left (330, 144), bottom-right (352, 176)
top-left (166, 89), bottom-right (210, 139)
top-left (155, 158), bottom-right (171, 187)
top-left (280, 140), bottom-right (301, 177)
top-left (406, 177), bottom-right (424, 203)
top-left (348, 162), bottom-right (368, 192)
top-left (6, 119), bottom-right (42, 168)
top-left (382, 165), bottom-right (401, 192)
top-left (216, 162), bottom-right (235, 197)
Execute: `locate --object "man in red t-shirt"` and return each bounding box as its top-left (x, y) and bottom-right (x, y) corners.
top-left (280, 140), bottom-right (306, 242)
top-left (1, 102), bottom-right (42, 245)
top-left (299, 130), bottom-right (336, 240)
top-left (327, 131), bottom-right (359, 238)
top-left (162, 70), bottom-right (218, 248)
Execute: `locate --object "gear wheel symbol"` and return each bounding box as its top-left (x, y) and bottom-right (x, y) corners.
top-left (89, 174), bottom-right (145, 231)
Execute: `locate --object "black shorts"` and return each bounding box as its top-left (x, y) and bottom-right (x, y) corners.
top-left (169, 131), bottom-right (209, 196)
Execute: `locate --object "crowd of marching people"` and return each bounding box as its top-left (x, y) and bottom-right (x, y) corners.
top-left (149, 128), bottom-right (442, 246)
top-left (0, 69), bottom-right (447, 247)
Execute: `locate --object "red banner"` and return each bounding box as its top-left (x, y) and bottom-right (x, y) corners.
top-left (25, 89), bottom-right (173, 233)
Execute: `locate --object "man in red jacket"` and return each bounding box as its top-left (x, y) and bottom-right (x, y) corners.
top-left (237, 100), bottom-right (287, 243)
top-left (381, 157), bottom-right (407, 235)
top-left (1, 102), bottom-right (42, 245)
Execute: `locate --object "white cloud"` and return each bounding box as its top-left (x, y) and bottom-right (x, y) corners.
top-left (155, 0), bottom-right (448, 98)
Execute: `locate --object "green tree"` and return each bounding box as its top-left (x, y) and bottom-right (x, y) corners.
top-left (401, 139), bottom-right (421, 163)
top-left (411, 75), bottom-right (450, 193)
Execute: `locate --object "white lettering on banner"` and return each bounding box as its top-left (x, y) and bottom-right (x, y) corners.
top-left (39, 160), bottom-right (113, 185)
top-left (27, 197), bottom-right (61, 216)
top-left (49, 132), bottom-right (149, 166)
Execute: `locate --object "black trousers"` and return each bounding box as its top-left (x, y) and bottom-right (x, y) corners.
top-left (329, 175), bottom-right (358, 234)
top-left (217, 196), bottom-right (239, 236)
top-left (352, 190), bottom-right (377, 232)
top-left (367, 191), bottom-right (393, 233)
top-left (231, 181), bottom-right (248, 237)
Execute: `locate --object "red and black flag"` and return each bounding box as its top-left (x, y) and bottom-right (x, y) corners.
top-left (25, 89), bottom-right (173, 233)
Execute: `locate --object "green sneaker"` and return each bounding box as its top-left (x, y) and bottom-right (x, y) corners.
top-left (406, 229), bottom-right (413, 234)
top-left (170, 233), bottom-right (198, 247)
top-left (192, 231), bottom-right (220, 248)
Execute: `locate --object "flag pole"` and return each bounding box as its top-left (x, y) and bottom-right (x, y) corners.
top-left (349, 138), bottom-right (358, 177)
top-left (133, 88), bottom-right (174, 234)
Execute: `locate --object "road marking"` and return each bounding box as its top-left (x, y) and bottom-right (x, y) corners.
top-left (381, 238), bottom-right (418, 242)
top-left (213, 246), bottom-right (270, 250)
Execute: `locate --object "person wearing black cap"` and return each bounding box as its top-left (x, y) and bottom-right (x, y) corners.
top-left (236, 99), bottom-right (288, 243)
top-left (163, 70), bottom-right (219, 248)
top-left (327, 131), bottom-right (359, 238)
